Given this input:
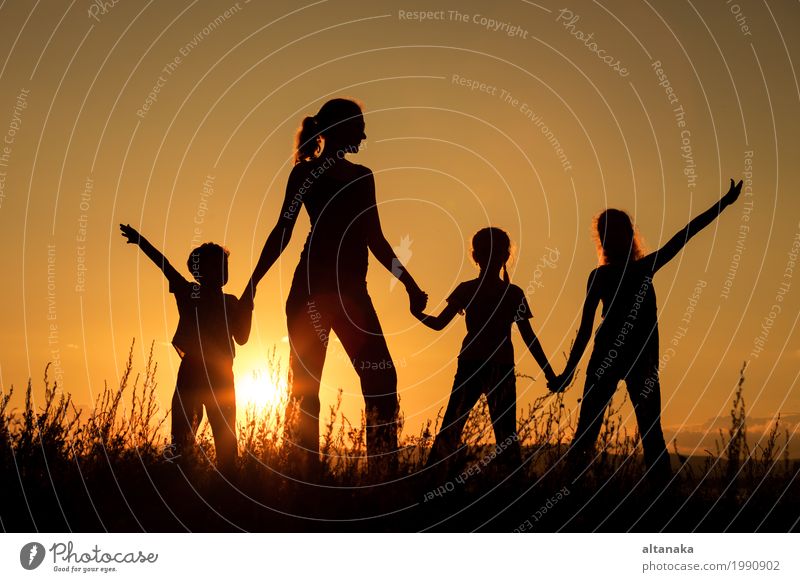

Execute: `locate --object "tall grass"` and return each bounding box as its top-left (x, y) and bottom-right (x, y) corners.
top-left (1, 342), bottom-right (797, 532)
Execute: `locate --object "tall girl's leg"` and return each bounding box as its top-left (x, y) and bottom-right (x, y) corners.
top-left (626, 364), bottom-right (671, 481)
top-left (568, 373), bottom-right (619, 472)
top-left (286, 296), bottom-right (330, 473)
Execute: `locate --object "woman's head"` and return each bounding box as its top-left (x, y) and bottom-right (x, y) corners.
top-left (593, 209), bottom-right (645, 265)
top-left (294, 98), bottom-right (366, 164)
top-left (471, 227), bottom-right (512, 282)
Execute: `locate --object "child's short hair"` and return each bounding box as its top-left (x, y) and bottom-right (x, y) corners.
top-left (592, 209), bottom-right (645, 265)
top-left (187, 243), bottom-right (229, 285)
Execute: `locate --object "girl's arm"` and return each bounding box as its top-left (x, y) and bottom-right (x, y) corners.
top-left (554, 269), bottom-right (602, 391)
top-left (516, 319), bottom-right (556, 383)
top-left (242, 165), bottom-right (306, 301)
top-left (361, 168), bottom-right (427, 312)
top-left (119, 224), bottom-right (182, 285)
top-left (412, 303), bottom-right (460, 331)
top-left (646, 179), bottom-right (742, 273)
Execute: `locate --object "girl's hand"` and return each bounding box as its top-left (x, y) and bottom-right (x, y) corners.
top-left (119, 223), bottom-right (141, 244)
top-left (722, 178), bottom-right (743, 207)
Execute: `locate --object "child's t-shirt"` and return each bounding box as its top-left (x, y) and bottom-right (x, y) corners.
top-left (168, 274), bottom-right (247, 364)
top-left (446, 278), bottom-right (532, 365)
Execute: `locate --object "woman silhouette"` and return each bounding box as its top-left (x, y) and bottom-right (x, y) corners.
top-left (245, 98), bottom-right (427, 475)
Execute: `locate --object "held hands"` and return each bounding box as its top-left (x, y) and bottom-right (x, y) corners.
top-left (722, 178), bottom-right (743, 207)
top-left (119, 223), bottom-right (142, 245)
top-left (547, 371), bottom-right (573, 394)
top-left (408, 285), bottom-right (428, 316)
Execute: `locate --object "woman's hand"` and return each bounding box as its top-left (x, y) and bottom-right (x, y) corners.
top-left (407, 286), bottom-right (428, 315)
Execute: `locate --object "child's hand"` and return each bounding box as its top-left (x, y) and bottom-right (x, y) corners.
top-left (119, 223), bottom-right (141, 245)
top-left (722, 178), bottom-right (743, 207)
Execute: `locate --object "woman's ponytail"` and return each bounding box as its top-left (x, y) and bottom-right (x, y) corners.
top-left (294, 116), bottom-right (321, 164)
top-left (502, 263), bottom-right (510, 283)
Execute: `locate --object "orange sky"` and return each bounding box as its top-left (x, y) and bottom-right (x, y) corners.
top-left (1, 0), bottom-right (798, 456)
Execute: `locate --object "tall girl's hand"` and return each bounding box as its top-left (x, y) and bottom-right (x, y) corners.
top-left (722, 178), bottom-right (743, 207)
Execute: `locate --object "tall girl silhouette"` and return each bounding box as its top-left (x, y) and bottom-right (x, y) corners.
top-left (245, 98), bottom-right (427, 474)
top-left (553, 179), bottom-right (742, 481)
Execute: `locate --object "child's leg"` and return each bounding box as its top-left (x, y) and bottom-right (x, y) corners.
top-left (204, 365), bottom-right (238, 475)
top-left (171, 358), bottom-right (204, 458)
top-left (626, 364), bottom-right (671, 480)
top-left (426, 362), bottom-right (485, 470)
top-left (332, 292), bottom-right (399, 470)
top-left (285, 297), bottom-right (330, 470)
top-left (568, 373), bottom-right (619, 468)
top-left (484, 365), bottom-right (522, 467)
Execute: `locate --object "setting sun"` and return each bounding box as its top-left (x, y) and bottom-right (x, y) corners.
top-left (235, 365), bottom-right (287, 414)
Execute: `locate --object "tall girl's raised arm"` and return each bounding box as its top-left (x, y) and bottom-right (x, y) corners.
top-left (646, 178), bottom-right (743, 274)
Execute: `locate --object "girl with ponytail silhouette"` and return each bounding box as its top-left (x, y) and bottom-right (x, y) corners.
top-left (244, 98), bottom-right (427, 476)
top-left (412, 227), bottom-right (556, 473)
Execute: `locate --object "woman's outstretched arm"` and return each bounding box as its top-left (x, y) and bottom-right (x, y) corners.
top-left (361, 168), bottom-right (427, 311)
top-left (646, 178), bottom-right (742, 274)
top-left (552, 269), bottom-right (602, 392)
top-left (241, 165), bottom-right (305, 301)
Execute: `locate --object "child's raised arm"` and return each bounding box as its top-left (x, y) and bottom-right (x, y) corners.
top-left (119, 223), bottom-right (183, 285)
top-left (552, 269), bottom-right (602, 392)
top-left (645, 179), bottom-right (742, 274)
top-left (412, 302), bottom-right (460, 331)
top-left (516, 319), bottom-right (556, 384)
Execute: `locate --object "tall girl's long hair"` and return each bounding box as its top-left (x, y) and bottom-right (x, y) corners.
top-left (592, 209), bottom-right (645, 265)
top-left (471, 227), bottom-right (512, 283)
top-left (294, 98), bottom-right (364, 164)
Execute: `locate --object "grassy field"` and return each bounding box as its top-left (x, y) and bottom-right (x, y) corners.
top-left (1, 342), bottom-right (798, 532)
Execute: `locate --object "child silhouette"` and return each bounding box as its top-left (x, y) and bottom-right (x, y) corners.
top-left (413, 227), bottom-right (556, 474)
top-left (551, 179), bottom-right (743, 482)
top-left (120, 224), bottom-right (253, 475)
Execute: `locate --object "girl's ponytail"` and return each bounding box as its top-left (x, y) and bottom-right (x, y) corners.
top-left (294, 115), bottom-right (321, 164)
top-left (502, 263), bottom-right (510, 284)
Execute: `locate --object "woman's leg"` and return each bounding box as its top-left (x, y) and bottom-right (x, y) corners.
top-left (286, 295), bottom-right (330, 469)
top-left (332, 292), bottom-right (398, 468)
top-left (426, 362), bottom-right (485, 470)
top-left (626, 363), bottom-right (671, 481)
top-left (484, 365), bottom-right (522, 467)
